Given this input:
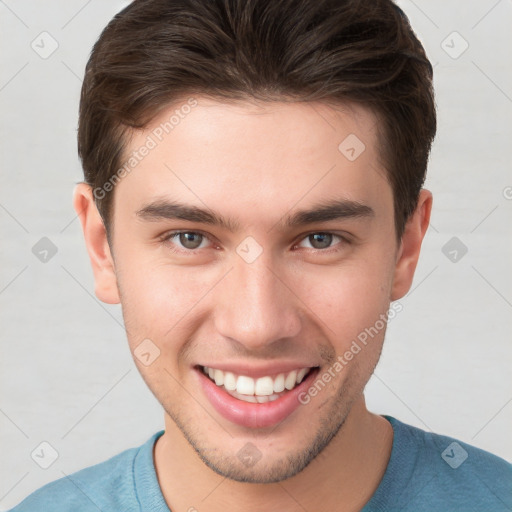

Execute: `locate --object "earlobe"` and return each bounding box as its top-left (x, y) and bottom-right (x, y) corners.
top-left (391, 189), bottom-right (433, 300)
top-left (73, 183), bottom-right (120, 304)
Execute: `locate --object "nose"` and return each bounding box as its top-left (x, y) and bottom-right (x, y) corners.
top-left (213, 253), bottom-right (302, 351)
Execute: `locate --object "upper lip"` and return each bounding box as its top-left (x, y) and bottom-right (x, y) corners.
top-left (195, 362), bottom-right (319, 379)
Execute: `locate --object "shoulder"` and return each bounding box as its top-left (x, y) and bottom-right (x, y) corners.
top-left (399, 416), bottom-right (512, 479)
top-left (8, 432), bottom-right (163, 512)
top-left (371, 416), bottom-right (512, 511)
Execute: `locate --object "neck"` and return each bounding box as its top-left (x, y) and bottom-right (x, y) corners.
top-left (154, 396), bottom-right (393, 512)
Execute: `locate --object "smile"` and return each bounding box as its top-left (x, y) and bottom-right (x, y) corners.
top-left (201, 365), bottom-right (313, 403)
top-left (196, 364), bottom-right (320, 428)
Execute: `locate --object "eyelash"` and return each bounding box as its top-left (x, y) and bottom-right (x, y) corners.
top-left (158, 230), bottom-right (350, 254)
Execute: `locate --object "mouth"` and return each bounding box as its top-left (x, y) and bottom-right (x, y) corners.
top-left (195, 364), bottom-right (320, 428)
top-left (200, 365), bottom-right (314, 403)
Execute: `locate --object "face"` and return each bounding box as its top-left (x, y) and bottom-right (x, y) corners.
top-left (78, 98), bottom-right (426, 483)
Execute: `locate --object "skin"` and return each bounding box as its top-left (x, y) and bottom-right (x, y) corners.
top-left (74, 98), bottom-right (431, 511)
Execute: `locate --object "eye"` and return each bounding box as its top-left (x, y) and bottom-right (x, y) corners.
top-left (296, 232), bottom-right (344, 250)
top-left (163, 231), bottom-right (211, 251)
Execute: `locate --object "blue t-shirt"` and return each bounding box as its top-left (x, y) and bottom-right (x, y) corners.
top-left (8, 416), bottom-right (512, 511)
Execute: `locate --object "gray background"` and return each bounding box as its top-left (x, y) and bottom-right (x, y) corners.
top-left (1, 0), bottom-right (511, 508)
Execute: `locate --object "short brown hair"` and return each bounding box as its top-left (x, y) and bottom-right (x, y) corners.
top-left (78, 0), bottom-right (436, 239)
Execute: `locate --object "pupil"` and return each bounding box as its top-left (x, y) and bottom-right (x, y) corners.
top-left (180, 232), bottom-right (202, 249)
top-left (310, 233), bottom-right (332, 249)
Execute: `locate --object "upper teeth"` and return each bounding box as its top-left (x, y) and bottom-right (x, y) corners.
top-left (203, 366), bottom-right (310, 396)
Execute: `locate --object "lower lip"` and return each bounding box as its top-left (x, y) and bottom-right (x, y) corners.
top-left (196, 367), bottom-right (319, 429)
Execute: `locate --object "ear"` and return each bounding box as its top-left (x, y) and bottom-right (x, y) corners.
top-left (73, 183), bottom-right (120, 304)
top-left (391, 189), bottom-right (432, 300)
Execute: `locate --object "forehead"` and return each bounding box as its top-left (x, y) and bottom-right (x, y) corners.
top-left (114, 98), bottom-right (391, 226)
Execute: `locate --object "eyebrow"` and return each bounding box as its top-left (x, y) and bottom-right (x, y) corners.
top-left (136, 200), bottom-right (240, 232)
top-left (135, 198), bottom-right (374, 231)
top-left (283, 199), bottom-right (374, 228)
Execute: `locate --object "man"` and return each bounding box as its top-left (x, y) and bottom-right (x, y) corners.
top-left (9, 0), bottom-right (511, 510)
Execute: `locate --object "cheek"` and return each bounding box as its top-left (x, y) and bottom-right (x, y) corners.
top-left (116, 258), bottom-right (221, 341)
top-left (299, 257), bottom-right (393, 336)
